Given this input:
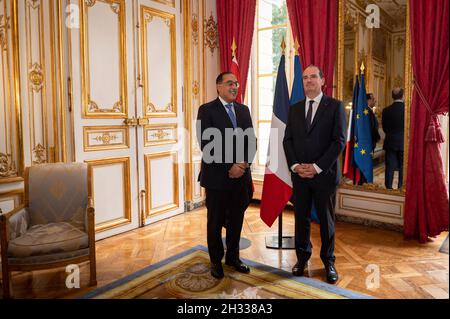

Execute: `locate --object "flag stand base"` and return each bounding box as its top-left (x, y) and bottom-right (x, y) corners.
top-left (265, 235), bottom-right (295, 249)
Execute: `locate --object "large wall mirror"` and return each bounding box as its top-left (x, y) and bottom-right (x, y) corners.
top-left (337, 0), bottom-right (412, 195)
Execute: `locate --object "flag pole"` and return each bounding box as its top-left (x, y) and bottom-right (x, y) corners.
top-left (265, 37), bottom-right (295, 250)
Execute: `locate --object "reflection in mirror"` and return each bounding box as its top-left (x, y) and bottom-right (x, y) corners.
top-left (338, 0), bottom-right (408, 192)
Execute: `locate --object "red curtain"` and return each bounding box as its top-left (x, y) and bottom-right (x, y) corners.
top-left (217, 0), bottom-right (256, 101)
top-left (405, 0), bottom-right (449, 243)
top-left (286, 0), bottom-right (337, 96)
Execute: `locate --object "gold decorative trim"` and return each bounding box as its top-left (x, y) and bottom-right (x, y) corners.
top-left (204, 12), bottom-right (218, 54)
top-left (144, 124), bottom-right (177, 146)
top-left (0, 153), bottom-right (17, 178)
top-left (339, 183), bottom-right (404, 196)
top-left (193, 80), bottom-right (199, 98)
top-left (183, 0), bottom-right (193, 202)
top-left (192, 14), bottom-right (199, 45)
top-left (144, 151), bottom-right (179, 218)
top-left (338, 192), bottom-right (404, 219)
top-left (85, 156), bottom-right (132, 233)
top-left (152, 0), bottom-right (175, 8)
top-left (83, 125), bottom-right (130, 151)
top-left (80, 0), bottom-right (128, 118)
top-left (11, 0), bottom-right (24, 176)
top-left (32, 143), bottom-right (46, 164)
top-left (403, 3), bottom-right (412, 192)
top-left (141, 5), bottom-right (177, 118)
top-left (56, 0), bottom-right (67, 161)
top-left (28, 63), bottom-right (44, 92)
top-left (0, 14), bottom-right (10, 50)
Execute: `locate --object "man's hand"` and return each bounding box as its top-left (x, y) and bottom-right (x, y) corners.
top-left (294, 163), bottom-right (317, 179)
top-left (229, 163), bottom-right (246, 179)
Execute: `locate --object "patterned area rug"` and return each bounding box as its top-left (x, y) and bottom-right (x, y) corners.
top-left (81, 245), bottom-right (372, 299)
top-left (439, 235), bottom-right (449, 254)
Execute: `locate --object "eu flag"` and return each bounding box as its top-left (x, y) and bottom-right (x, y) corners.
top-left (353, 73), bottom-right (373, 182)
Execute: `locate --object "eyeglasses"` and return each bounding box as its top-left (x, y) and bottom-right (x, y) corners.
top-left (220, 80), bottom-right (240, 88)
top-left (302, 74), bottom-right (320, 80)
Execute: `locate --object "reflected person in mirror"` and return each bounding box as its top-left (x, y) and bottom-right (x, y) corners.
top-left (382, 88), bottom-right (405, 189)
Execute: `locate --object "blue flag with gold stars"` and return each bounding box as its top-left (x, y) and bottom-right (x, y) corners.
top-left (353, 73), bottom-right (373, 182)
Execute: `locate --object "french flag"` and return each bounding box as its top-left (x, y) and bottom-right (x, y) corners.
top-left (260, 54), bottom-right (292, 227)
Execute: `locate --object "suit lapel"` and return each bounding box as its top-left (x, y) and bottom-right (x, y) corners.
top-left (299, 100), bottom-right (307, 133)
top-left (234, 102), bottom-right (244, 128)
top-left (307, 95), bottom-right (329, 134)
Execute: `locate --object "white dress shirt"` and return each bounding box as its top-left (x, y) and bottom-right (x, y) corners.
top-left (290, 92), bottom-right (324, 175)
top-left (219, 96), bottom-right (236, 116)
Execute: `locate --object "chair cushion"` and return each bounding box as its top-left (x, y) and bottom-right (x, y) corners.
top-left (8, 222), bottom-right (89, 258)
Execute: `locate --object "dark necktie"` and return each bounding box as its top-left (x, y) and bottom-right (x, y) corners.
top-left (306, 100), bottom-right (314, 131)
top-left (225, 103), bottom-right (237, 129)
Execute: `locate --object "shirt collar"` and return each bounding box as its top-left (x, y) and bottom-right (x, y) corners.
top-left (219, 96), bottom-right (233, 107)
top-left (394, 99), bottom-right (404, 103)
top-left (306, 92), bottom-right (323, 105)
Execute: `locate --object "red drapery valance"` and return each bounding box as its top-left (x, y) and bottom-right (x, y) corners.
top-left (216, 0), bottom-right (256, 102)
top-left (405, 0), bottom-right (449, 243)
top-left (286, 0), bottom-right (337, 96)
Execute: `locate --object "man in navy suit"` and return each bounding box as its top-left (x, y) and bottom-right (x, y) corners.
top-left (196, 72), bottom-right (256, 279)
top-left (382, 88), bottom-right (405, 189)
top-left (283, 65), bottom-right (347, 284)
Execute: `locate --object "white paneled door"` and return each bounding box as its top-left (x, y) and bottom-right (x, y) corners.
top-left (68, 0), bottom-right (184, 239)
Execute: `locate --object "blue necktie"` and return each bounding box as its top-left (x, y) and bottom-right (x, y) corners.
top-left (225, 103), bottom-right (237, 129)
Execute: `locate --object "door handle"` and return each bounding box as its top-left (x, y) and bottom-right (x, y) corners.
top-left (140, 189), bottom-right (146, 227)
top-left (137, 117), bottom-right (149, 126)
top-left (124, 116), bottom-right (138, 126)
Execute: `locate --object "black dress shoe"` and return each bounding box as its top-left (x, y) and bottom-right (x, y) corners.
top-left (210, 263), bottom-right (224, 279)
top-left (292, 261), bottom-right (307, 276)
top-left (225, 259), bottom-right (250, 273)
top-left (325, 264), bottom-right (339, 284)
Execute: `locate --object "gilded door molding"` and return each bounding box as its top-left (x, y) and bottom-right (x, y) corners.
top-left (140, 5), bottom-right (177, 118)
top-left (79, 0), bottom-right (128, 118)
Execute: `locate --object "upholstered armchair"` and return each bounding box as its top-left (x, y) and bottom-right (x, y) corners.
top-left (0, 163), bottom-right (97, 298)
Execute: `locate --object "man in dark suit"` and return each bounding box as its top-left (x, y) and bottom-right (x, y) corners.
top-left (359, 93), bottom-right (381, 185)
top-left (196, 72), bottom-right (257, 279)
top-left (382, 88), bottom-right (405, 189)
top-left (283, 65), bottom-right (347, 284)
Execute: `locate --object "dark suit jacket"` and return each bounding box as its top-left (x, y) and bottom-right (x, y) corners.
top-left (382, 102), bottom-right (404, 151)
top-left (283, 95), bottom-right (347, 187)
top-left (196, 98), bottom-right (257, 190)
top-left (369, 108), bottom-right (381, 151)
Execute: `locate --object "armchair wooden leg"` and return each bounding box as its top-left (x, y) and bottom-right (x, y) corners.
top-left (1, 266), bottom-right (11, 299)
top-left (89, 254), bottom-right (97, 286)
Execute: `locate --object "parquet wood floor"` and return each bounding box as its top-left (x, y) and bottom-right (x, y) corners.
top-left (2, 204), bottom-right (448, 299)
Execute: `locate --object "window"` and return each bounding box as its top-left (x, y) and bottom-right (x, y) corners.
top-left (249, 0), bottom-right (294, 178)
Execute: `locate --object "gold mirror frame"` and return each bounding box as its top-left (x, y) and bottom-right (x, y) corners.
top-left (337, 0), bottom-right (412, 196)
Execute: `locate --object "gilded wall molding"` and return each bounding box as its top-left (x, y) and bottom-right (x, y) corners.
top-left (144, 124), bottom-right (177, 146)
top-left (204, 13), bottom-right (218, 54)
top-left (85, 156), bottom-right (132, 233)
top-left (144, 151), bottom-right (179, 217)
top-left (32, 143), bottom-right (46, 164)
top-left (83, 125), bottom-right (130, 151)
top-left (141, 5), bottom-right (177, 118)
top-left (152, 0), bottom-right (175, 8)
top-left (192, 13), bottom-right (199, 45)
top-left (80, 0), bottom-right (128, 118)
top-left (0, 153), bottom-right (16, 177)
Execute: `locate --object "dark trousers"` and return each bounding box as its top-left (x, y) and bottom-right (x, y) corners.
top-left (385, 150), bottom-right (404, 189)
top-left (205, 183), bottom-right (251, 264)
top-left (293, 178), bottom-right (336, 266)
